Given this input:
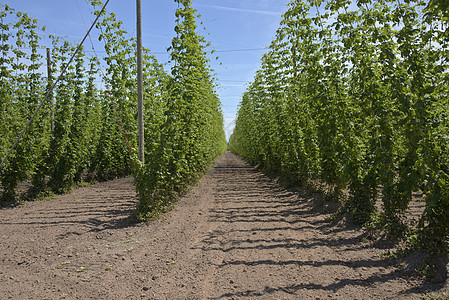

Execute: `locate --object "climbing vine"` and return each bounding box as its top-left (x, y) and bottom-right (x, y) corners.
top-left (0, 1), bottom-right (226, 222)
top-left (230, 0), bottom-right (449, 254)
top-left (135, 0), bottom-right (227, 220)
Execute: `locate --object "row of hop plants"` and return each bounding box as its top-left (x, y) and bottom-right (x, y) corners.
top-left (133, 0), bottom-right (227, 220)
top-left (230, 0), bottom-right (448, 258)
top-left (0, 2), bottom-right (140, 200)
top-left (0, 1), bottom-right (227, 219)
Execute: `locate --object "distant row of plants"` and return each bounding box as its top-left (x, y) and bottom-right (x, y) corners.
top-left (230, 0), bottom-right (448, 256)
top-left (0, 0), bottom-right (227, 220)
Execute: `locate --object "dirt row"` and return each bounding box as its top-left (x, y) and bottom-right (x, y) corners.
top-left (0, 152), bottom-right (447, 299)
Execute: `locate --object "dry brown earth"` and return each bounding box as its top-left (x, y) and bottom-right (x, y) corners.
top-left (0, 152), bottom-right (448, 299)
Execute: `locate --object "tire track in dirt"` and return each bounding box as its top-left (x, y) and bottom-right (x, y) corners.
top-left (0, 152), bottom-right (447, 299)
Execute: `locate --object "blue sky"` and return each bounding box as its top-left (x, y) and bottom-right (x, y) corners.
top-left (4, 0), bottom-right (291, 139)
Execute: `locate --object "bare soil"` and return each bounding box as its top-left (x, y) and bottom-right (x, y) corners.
top-left (0, 152), bottom-right (448, 299)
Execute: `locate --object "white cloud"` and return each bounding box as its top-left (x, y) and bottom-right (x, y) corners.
top-left (198, 4), bottom-right (282, 16)
top-left (223, 118), bottom-right (236, 141)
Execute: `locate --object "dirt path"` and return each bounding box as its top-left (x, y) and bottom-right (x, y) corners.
top-left (0, 152), bottom-right (447, 299)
